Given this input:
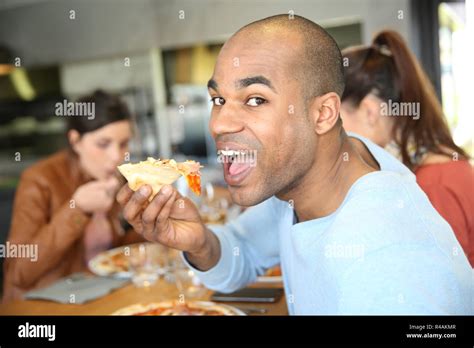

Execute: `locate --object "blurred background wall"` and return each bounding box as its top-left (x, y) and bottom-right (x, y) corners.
top-left (0, 0), bottom-right (412, 64)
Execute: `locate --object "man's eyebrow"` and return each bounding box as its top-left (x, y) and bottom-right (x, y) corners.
top-left (236, 75), bottom-right (277, 93)
top-left (207, 79), bottom-right (218, 90)
top-left (207, 75), bottom-right (277, 93)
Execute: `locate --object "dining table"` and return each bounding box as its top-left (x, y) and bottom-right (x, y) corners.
top-left (0, 185), bottom-right (287, 316)
top-left (0, 277), bottom-right (288, 316)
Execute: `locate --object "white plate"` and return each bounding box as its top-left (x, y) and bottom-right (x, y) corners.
top-left (88, 245), bottom-right (134, 279)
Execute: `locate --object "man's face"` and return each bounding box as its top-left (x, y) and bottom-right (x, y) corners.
top-left (208, 31), bottom-right (316, 206)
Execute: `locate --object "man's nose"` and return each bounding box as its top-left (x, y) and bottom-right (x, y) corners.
top-left (209, 104), bottom-right (245, 138)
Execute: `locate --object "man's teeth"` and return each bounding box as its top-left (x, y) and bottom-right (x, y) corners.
top-left (217, 150), bottom-right (247, 156)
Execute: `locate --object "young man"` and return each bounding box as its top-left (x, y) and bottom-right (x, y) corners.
top-left (117, 15), bottom-right (472, 314)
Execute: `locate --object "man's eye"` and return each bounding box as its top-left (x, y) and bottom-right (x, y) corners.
top-left (210, 97), bottom-right (225, 106)
top-left (246, 97), bottom-right (267, 107)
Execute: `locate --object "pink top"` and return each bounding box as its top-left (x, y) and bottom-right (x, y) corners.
top-left (83, 212), bottom-right (114, 263)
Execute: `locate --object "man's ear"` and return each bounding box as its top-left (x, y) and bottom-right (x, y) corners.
top-left (308, 92), bottom-right (341, 135)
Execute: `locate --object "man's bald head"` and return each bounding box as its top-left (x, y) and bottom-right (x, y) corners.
top-left (229, 14), bottom-right (345, 101)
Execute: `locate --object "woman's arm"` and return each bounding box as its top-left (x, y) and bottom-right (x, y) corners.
top-left (4, 172), bottom-right (90, 291)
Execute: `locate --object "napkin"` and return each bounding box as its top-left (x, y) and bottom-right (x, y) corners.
top-left (24, 273), bottom-right (129, 304)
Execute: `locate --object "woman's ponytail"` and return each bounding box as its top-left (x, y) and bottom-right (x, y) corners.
top-left (343, 30), bottom-right (469, 169)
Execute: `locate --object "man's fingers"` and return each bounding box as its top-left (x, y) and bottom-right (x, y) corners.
top-left (148, 191), bottom-right (177, 242)
top-left (141, 185), bottom-right (175, 240)
top-left (116, 184), bottom-right (134, 206)
top-left (122, 185), bottom-right (151, 222)
top-left (174, 189), bottom-right (183, 199)
top-left (141, 185), bottom-right (174, 225)
top-left (156, 191), bottom-right (177, 225)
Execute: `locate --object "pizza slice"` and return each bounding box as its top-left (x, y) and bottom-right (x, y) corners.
top-left (117, 157), bottom-right (202, 201)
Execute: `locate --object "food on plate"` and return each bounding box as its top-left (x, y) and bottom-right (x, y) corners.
top-left (112, 300), bottom-right (241, 316)
top-left (100, 249), bottom-right (129, 273)
top-left (117, 157), bottom-right (202, 200)
top-left (88, 245), bottom-right (136, 276)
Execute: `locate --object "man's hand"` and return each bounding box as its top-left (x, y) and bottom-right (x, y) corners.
top-left (116, 184), bottom-right (220, 270)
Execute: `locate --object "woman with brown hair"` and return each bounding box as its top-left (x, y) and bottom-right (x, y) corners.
top-left (341, 30), bottom-right (473, 266)
top-left (3, 90), bottom-right (144, 302)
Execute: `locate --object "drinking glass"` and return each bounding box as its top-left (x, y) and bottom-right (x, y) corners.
top-left (129, 243), bottom-right (168, 287)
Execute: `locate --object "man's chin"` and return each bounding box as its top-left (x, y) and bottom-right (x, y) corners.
top-left (227, 184), bottom-right (273, 207)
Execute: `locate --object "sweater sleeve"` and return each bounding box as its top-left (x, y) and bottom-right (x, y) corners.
top-left (182, 197), bottom-right (282, 293)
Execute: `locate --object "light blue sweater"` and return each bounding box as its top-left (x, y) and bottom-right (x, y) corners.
top-left (184, 134), bottom-right (473, 314)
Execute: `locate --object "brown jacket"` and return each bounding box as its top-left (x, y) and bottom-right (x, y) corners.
top-left (3, 150), bottom-right (143, 302)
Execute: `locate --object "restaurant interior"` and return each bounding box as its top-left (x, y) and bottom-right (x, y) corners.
top-left (0, 0), bottom-right (471, 322)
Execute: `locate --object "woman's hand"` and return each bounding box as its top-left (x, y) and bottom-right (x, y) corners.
top-left (73, 177), bottom-right (120, 214)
